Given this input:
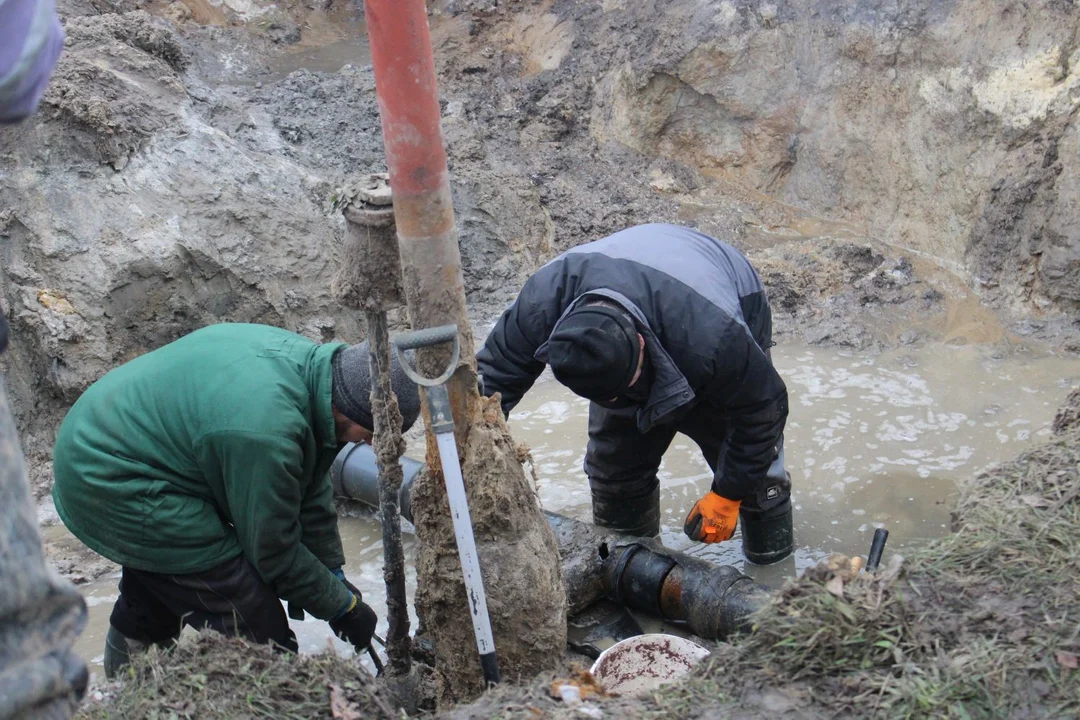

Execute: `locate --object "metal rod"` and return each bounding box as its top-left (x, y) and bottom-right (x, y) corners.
top-left (866, 528), bottom-right (890, 572)
top-left (366, 310), bottom-right (412, 676)
top-left (366, 645), bottom-right (385, 675)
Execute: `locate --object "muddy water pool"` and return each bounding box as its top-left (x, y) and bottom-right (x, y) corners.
top-left (68, 340), bottom-right (1080, 678)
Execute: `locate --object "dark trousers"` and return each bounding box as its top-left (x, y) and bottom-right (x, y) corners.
top-left (109, 554), bottom-right (298, 652)
top-left (584, 404), bottom-right (791, 536)
top-left (585, 290), bottom-right (790, 536)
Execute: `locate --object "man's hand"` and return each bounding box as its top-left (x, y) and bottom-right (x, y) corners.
top-left (683, 491), bottom-right (742, 543)
top-left (328, 595), bottom-right (377, 652)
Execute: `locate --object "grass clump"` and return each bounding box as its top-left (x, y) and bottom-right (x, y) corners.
top-left (77, 632), bottom-right (401, 720)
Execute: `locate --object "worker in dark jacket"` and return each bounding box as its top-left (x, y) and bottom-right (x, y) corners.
top-left (52, 323), bottom-right (421, 676)
top-left (477, 223), bottom-right (794, 564)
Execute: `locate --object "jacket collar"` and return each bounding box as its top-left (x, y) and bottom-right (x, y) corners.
top-left (534, 289), bottom-right (695, 433)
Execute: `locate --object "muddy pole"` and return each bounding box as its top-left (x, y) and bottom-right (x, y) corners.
top-left (362, 0), bottom-right (474, 422)
top-left (363, 0), bottom-right (566, 705)
top-left (333, 175), bottom-right (412, 678)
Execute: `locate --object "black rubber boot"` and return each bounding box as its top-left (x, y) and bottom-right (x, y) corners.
top-left (103, 626), bottom-right (178, 679)
top-left (103, 626), bottom-right (147, 679)
top-left (592, 481), bottom-right (660, 538)
top-left (740, 498), bottom-right (794, 565)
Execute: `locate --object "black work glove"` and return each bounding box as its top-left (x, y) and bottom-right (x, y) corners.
top-left (329, 595), bottom-right (378, 652)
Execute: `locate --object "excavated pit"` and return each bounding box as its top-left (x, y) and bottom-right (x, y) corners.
top-left (5, 0), bottom-right (1080, 713)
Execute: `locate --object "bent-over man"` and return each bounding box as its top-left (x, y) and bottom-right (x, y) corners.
top-left (52, 323), bottom-right (419, 676)
top-left (477, 223), bottom-right (794, 564)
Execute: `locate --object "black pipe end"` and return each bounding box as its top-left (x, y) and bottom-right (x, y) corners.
top-left (866, 527), bottom-right (889, 572)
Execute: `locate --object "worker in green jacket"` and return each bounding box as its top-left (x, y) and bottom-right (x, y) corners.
top-left (51, 323), bottom-right (421, 677)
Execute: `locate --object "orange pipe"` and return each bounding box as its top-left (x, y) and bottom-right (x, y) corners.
top-left (363, 0), bottom-right (450, 218)
top-left (362, 0), bottom-right (473, 359)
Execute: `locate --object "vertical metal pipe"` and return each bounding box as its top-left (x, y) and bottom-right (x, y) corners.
top-left (866, 528), bottom-right (890, 572)
top-left (336, 174), bottom-right (411, 677)
top-left (366, 311), bottom-right (412, 676)
top-left (362, 0), bottom-right (477, 453)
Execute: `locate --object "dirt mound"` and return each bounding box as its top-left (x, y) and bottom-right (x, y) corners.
top-left (76, 632), bottom-right (400, 719)
top-left (1051, 386), bottom-right (1080, 435)
top-left (0, 10), bottom-right (369, 493)
top-left (41, 11), bottom-right (189, 170)
top-left (446, 0), bottom-right (1080, 331)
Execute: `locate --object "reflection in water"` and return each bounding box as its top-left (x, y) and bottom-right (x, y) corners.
top-left (68, 342), bottom-right (1080, 677)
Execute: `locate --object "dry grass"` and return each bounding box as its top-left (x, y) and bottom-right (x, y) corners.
top-left (639, 422), bottom-right (1080, 719)
top-left (76, 632), bottom-right (401, 720)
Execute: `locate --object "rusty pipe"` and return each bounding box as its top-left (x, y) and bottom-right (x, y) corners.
top-left (605, 542), bottom-right (771, 639)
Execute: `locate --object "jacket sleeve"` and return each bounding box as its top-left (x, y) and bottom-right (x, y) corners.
top-left (195, 430), bottom-right (352, 620)
top-left (705, 324), bottom-right (789, 501)
top-left (299, 472), bottom-right (345, 571)
top-left (476, 269), bottom-right (561, 416)
top-left (0, 0), bottom-right (65, 123)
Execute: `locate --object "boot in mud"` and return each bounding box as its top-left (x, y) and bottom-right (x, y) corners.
top-left (103, 625), bottom-right (178, 679)
top-left (741, 438), bottom-right (795, 564)
top-left (592, 480), bottom-right (660, 538)
top-left (740, 498), bottom-right (794, 565)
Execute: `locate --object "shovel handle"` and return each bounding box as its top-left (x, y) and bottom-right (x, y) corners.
top-left (394, 324), bottom-right (458, 351)
top-left (392, 325), bottom-right (461, 388)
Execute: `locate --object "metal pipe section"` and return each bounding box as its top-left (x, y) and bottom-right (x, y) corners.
top-left (332, 445), bottom-right (771, 639)
top-left (330, 443), bottom-right (423, 523)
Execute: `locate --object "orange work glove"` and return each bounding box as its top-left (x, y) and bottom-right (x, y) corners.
top-left (683, 491), bottom-right (742, 543)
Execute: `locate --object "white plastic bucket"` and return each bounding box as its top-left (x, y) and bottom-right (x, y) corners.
top-left (589, 633), bottom-right (711, 696)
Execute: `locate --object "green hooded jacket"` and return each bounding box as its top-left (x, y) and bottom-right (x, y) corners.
top-left (52, 323), bottom-right (353, 620)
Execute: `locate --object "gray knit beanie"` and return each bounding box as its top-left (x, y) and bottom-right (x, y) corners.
top-left (331, 341), bottom-right (421, 432)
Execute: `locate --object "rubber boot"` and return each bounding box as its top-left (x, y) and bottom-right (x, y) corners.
top-left (592, 482), bottom-right (660, 538)
top-left (103, 626), bottom-right (147, 679)
top-left (739, 498), bottom-right (794, 565)
top-left (103, 626), bottom-right (178, 679)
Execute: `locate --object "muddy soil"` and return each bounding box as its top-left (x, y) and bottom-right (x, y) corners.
top-left (0, 0), bottom-right (1070, 604)
top-left (78, 391), bottom-right (1080, 718)
top-left (0, 4), bottom-right (1018, 502)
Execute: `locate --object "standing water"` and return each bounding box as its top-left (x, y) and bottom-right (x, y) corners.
top-left (66, 341), bottom-right (1080, 677)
